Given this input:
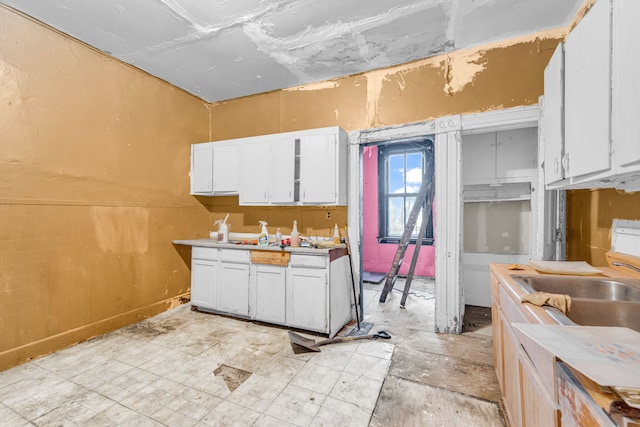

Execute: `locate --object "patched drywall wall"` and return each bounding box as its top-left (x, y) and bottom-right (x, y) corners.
top-left (567, 189), bottom-right (640, 266)
top-left (0, 6), bottom-right (209, 370)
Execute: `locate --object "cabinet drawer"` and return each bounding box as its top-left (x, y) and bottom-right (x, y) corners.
top-left (192, 247), bottom-right (217, 261)
top-left (290, 254), bottom-right (327, 269)
top-left (220, 248), bottom-right (250, 264)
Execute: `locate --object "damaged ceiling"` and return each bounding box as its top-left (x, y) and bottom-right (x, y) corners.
top-left (1, 0), bottom-right (585, 102)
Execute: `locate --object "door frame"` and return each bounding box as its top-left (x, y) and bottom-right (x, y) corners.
top-left (348, 104), bottom-right (557, 334)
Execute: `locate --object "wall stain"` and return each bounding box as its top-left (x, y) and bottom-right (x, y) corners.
top-left (91, 206), bottom-right (149, 254)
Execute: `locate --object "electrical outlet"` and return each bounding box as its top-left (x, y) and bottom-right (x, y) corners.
top-left (326, 211), bottom-right (331, 219)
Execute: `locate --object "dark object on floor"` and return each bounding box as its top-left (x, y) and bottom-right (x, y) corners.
top-left (213, 364), bottom-right (252, 392)
top-left (462, 305), bottom-right (493, 333)
top-left (288, 330), bottom-right (391, 354)
top-left (363, 272), bottom-right (387, 284)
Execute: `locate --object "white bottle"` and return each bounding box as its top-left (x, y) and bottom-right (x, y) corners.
top-left (219, 222), bottom-right (229, 244)
top-left (275, 228), bottom-right (282, 246)
top-left (258, 221), bottom-right (269, 246)
top-left (291, 220), bottom-right (300, 248)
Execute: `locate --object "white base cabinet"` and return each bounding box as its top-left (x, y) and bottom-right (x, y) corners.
top-left (251, 264), bottom-right (287, 325)
top-left (184, 242), bottom-right (353, 337)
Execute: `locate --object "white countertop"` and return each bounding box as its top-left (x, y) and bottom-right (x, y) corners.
top-left (173, 239), bottom-right (345, 255)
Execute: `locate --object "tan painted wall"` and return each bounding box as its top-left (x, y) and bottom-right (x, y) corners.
top-left (566, 189), bottom-right (640, 266)
top-left (0, 7), bottom-right (210, 370)
top-left (207, 32), bottom-right (566, 237)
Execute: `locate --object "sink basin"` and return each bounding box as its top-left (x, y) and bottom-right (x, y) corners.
top-left (513, 275), bottom-right (640, 302)
top-left (513, 275), bottom-right (640, 332)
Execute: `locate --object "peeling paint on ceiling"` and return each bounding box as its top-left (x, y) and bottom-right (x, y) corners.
top-left (0, 0), bottom-right (585, 102)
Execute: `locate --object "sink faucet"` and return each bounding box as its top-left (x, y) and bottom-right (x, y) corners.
top-left (612, 261), bottom-right (640, 273)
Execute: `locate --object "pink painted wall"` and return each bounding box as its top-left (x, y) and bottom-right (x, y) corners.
top-left (362, 146), bottom-right (435, 277)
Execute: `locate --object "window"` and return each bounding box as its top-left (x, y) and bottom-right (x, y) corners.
top-left (378, 139), bottom-right (434, 244)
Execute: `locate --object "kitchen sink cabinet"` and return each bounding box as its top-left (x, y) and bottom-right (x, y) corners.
top-left (251, 264), bottom-right (287, 325)
top-left (178, 240), bottom-right (353, 337)
top-left (491, 270), bottom-right (561, 427)
top-left (191, 142), bottom-right (239, 195)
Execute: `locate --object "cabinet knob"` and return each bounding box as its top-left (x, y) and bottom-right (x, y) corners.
top-left (561, 153), bottom-right (569, 173)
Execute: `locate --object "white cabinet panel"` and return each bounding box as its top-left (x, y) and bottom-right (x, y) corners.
top-left (191, 144), bottom-right (213, 194)
top-left (543, 43), bottom-right (565, 185)
top-left (288, 268), bottom-right (327, 332)
top-left (269, 137), bottom-right (296, 204)
top-left (300, 134), bottom-right (337, 204)
top-left (191, 259), bottom-right (217, 310)
top-left (218, 262), bottom-right (250, 316)
top-left (563, 0), bottom-right (611, 179)
top-left (612, 0), bottom-right (640, 174)
top-left (252, 264), bottom-right (287, 325)
top-left (212, 145), bottom-right (239, 193)
top-left (239, 143), bottom-right (270, 205)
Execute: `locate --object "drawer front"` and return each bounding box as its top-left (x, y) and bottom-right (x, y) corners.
top-left (220, 248), bottom-right (250, 264)
top-left (290, 254), bottom-right (327, 269)
top-left (192, 247), bottom-right (218, 261)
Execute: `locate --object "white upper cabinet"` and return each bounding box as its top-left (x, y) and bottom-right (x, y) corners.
top-left (238, 127), bottom-right (347, 206)
top-left (239, 142), bottom-right (270, 205)
top-left (190, 142), bottom-right (239, 195)
top-left (542, 43), bottom-right (565, 186)
top-left (612, 0), bottom-right (640, 182)
top-left (542, 0), bottom-right (640, 191)
top-left (462, 129), bottom-right (536, 185)
top-left (563, 0), bottom-right (611, 180)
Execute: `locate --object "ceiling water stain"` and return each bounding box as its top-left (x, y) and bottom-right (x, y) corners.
top-left (214, 364), bottom-right (252, 392)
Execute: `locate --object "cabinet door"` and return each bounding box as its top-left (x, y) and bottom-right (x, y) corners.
top-left (612, 0), bottom-right (640, 173)
top-left (212, 144), bottom-right (239, 193)
top-left (299, 134), bottom-right (337, 204)
top-left (252, 264), bottom-right (287, 324)
top-left (543, 43), bottom-right (565, 185)
top-left (239, 143), bottom-right (270, 205)
top-left (218, 262), bottom-right (250, 316)
top-left (288, 268), bottom-right (327, 332)
top-left (269, 137), bottom-right (295, 203)
top-left (563, 0), bottom-right (611, 179)
top-left (519, 349), bottom-right (561, 427)
top-left (501, 316), bottom-right (522, 427)
top-left (191, 259), bottom-right (217, 310)
top-left (191, 144), bottom-right (214, 194)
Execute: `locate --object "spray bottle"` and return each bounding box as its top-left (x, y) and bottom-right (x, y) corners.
top-left (258, 221), bottom-right (269, 246)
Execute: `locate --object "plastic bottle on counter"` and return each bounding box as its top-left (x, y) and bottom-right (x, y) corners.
top-left (291, 220), bottom-right (300, 248)
top-left (219, 222), bottom-right (229, 243)
top-left (258, 221), bottom-right (269, 246)
top-left (275, 228), bottom-right (282, 246)
top-left (333, 223), bottom-right (340, 245)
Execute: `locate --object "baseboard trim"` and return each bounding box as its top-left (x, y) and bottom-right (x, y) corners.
top-left (0, 293), bottom-right (190, 372)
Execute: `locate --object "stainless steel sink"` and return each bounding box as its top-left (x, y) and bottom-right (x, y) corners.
top-left (513, 275), bottom-right (640, 301)
top-left (512, 275), bottom-right (640, 332)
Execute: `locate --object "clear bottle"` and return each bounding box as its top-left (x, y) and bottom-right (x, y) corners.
top-left (333, 223), bottom-right (340, 245)
top-left (275, 228), bottom-right (282, 246)
top-left (291, 220), bottom-right (300, 248)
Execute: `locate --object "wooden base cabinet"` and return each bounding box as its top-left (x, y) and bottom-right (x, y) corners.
top-left (491, 271), bottom-right (560, 427)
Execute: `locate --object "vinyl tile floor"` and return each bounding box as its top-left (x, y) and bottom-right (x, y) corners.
top-left (0, 277), bottom-right (505, 426)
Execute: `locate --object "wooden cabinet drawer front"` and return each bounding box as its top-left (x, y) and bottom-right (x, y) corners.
top-left (290, 254), bottom-right (327, 269)
top-left (220, 249), bottom-right (250, 264)
top-left (192, 247), bottom-right (217, 261)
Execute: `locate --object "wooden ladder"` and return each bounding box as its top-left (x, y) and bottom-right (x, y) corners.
top-left (378, 156), bottom-right (435, 306)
